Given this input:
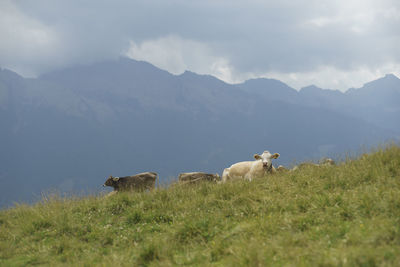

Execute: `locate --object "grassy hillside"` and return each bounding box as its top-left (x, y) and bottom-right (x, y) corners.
top-left (1, 145), bottom-right (400, 266)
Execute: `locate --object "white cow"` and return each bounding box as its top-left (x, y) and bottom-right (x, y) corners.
top-left (222, 151), bottom-right (280, 182)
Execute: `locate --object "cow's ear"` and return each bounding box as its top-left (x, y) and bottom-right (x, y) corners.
top-left (272, 153), bottom-right (280, 159)
top-left (254, 154), bottom-right (262, 160)
top-left (112, 177), bottom-right (120, 182)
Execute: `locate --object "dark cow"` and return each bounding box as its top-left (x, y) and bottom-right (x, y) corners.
top-left (178, 172), bottom-right (220, 184)
top-left (103, 172), bottom-right (158, 192)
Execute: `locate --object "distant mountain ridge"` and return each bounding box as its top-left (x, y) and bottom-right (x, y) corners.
top-left (1, 57), bottom-right (399, 207)
top-left (237, 73), bottom-right (400, 132)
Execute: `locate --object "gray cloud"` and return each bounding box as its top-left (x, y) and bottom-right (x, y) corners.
top-left (1, 0), bottom-right (399, 90)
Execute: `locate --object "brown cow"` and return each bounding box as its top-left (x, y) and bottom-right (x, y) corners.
top-left (178, 172), bottom-right (220, 184)
top-left (103, 172), bottom-right (158, 192)
top-left (291, 157), bottom-right (335, 171)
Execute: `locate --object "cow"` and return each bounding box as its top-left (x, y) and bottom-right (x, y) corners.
top-left (103, 172), bottom-right (158, 193)
top-left (276, 165), bottom-right (289, 172)
top-left (291, 157), bottom-right (335, 171)
top-left (291, 162), bottom-right (318, 171)
top-left (178, 172), bottom-right (220, 184)
top-left (222, 151), bottom-right (280, 182)
top-left (320, 158), bottom-right (335, 166)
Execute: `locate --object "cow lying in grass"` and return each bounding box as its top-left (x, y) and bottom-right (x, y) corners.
top-left (178, 172), bottom-right (220, 184)
top-left (291, 158), bottom-right (336, 171)
top-left (222, 151), bottom-right (280, 182)
top-left (103, 172), bottom-right (158, 196)
top-left (276, 165), bottom-right (289, 172)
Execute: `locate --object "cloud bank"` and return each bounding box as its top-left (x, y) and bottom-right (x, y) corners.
top-left (0, 0), bottom-right (399, 90)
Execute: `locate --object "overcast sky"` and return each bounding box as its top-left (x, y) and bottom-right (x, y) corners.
top-left (1, 0), bottom-right (399, 91)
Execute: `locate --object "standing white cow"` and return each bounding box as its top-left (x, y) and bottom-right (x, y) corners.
top-left (222, 151), bottom-right (280, 182)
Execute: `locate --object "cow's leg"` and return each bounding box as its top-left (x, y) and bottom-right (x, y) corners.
top-left (222, 168), bottom-right (230, 183)
top-left (244, 173), bottom-right (252, 182)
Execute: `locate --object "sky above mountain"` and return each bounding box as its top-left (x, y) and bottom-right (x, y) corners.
top-left (1, 0), bottom-right (399, 91)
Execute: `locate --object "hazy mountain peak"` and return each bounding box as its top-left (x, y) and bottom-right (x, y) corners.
top-left (241, 77), bottom-right (295, 90)
top-left (180, 70), bottom-right (219, 79)
top-left (384, 73), bottom-right (399, 80)
top-left (300, 85), bottom-right (321, 92)
top-left (0, 68), bottom-right (26, 91)
top-left (178, 70), bottom-right (230, 87)
top-left (239, 77), bottom-right (297, 95)
top-left (300, 85), bottom-right (344, 97)
top-left (345, 73), bottom-right (400, 111)
top-left (351, 73), bottom-right (400, 93)
top-left (180, 70), bottom-right (196, 75)
top-left (0, 68), bottom-right (23, 79)
top-left (179, 70), bottom-right (204, 78)
top-left (116, 57), bottom-right (169, 73)
top-left (365, 73), bottom-right (399, 85)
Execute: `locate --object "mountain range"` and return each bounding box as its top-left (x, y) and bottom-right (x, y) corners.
top-left (1, 57), bottom-right (399, 207)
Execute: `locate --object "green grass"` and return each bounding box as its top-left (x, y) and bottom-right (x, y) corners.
top-left (1, 145), bottom-right (400, 266)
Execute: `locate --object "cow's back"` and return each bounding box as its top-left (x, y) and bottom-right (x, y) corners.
top-left (228, 161), bottom-right (253, 177)
top-left (224, 161), bottom-right (254, 181)
top-left (179, 172), bottom-right (219, 183)
top-left (119, 172), bottom-right (157, 191)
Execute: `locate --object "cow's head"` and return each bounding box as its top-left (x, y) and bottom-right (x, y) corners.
top-left (103, 175), bottom-right (120, 187)
top-left (254, 151), bottom-right (280, 170)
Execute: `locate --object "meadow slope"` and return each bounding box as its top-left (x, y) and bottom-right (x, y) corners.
top-left (1, 145), bottom-right (400, 266)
